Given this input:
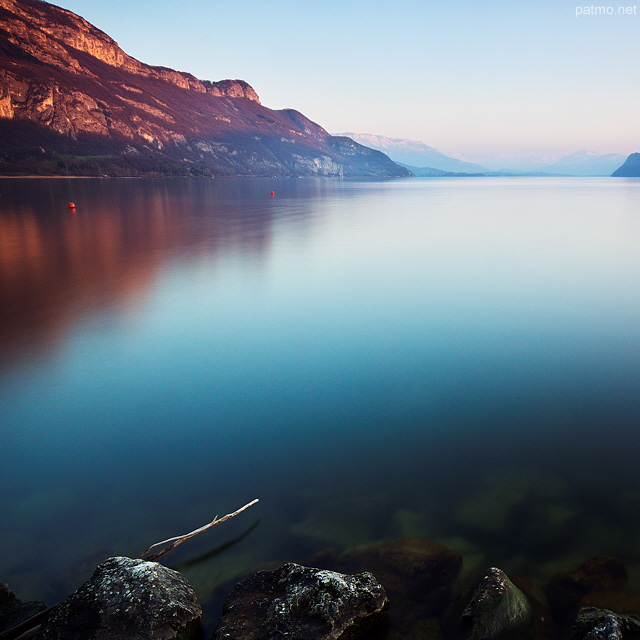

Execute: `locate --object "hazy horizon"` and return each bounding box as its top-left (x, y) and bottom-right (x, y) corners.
top-left (52, 0), bottom-right (638, 159)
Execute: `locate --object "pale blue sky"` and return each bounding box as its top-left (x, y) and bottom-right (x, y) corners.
top-left (56, 0), bottom-right (638, 158)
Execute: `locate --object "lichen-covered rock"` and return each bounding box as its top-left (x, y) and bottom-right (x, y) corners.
top-left (0, 582), bottom-right (46, 633)
top-left (211, 562), bottom-right (388, 640)
top-left (571, 607), bottom-right (640, 639)
top-left (462, 568), bottom-right (532, 639)
top-left (36, 556), bottom-right (201, 640)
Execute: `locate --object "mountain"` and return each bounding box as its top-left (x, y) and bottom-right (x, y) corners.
top-left (395, 163), bottom-right (486, 177)
top-left (0, 0), bottom-right (409, 177)
top-left (456, 150), bottom-right (626, 175)
top-left (454, 153), bottom-right (561, 173)
top-left (545, 150), bottom-right (627, 176)
top-left (611, 153), bottom-right (640, 177)
top-left (336, 133), bottom-right (487, 173)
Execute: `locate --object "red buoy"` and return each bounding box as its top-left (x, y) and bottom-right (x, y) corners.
top-left (270, 191), bottom-right (275, 197)
top-left (68, 202), bottom-right (76, 209)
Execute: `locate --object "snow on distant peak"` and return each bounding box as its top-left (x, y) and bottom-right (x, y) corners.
top-left (337, 133), bottom-right (441, 153)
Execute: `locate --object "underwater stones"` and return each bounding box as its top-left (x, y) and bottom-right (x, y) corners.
top-left (436, 536), bottom-right (487, 586)
top-left (36, 556), bottom-right (201, 640)
top-left (211, 562), bottom-right (389, 640)
top-left (0, 582), bottom-right (46, 633)
top-left (582, 591), bottom-right (640, 615)
top-left (545, 555), bottom-right (629, 622)
top-left (454, 467), bottom-right (568, 536)
top-left (571, 607), bottom-right (640, 639)
top-left (462, 567), bottom-right (532, 639)
top-left (290, 495), bottom-right (388, 550)
top-left (454, 485), bottom-right (524, 535)
top-left (516, 502), bottom-right (580, 552)
top-left (385, 508), bottom-right (440, 540)
top-left (337, 538), bottom-right (462, 621)
top-left (544, 556), bottom-right (631, 634)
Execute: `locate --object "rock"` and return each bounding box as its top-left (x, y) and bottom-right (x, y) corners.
top-left (545, 556), bottom-right (629, 627)
top-left (337, 538), bottom-right (461, 624)
top-left (36, 556), bottom-right (201, 640)
top-left (584, 615), bottom-right (623, 640)
top-left (52, 549), bottom-right (118, 597)
top-left (0, 582), bottom-right (46, 633)
top-left (211, 562), bottom-right (388, 640)
top-left (571, 607), bottom-right (640, 639)
top-left (462, 568), bottom-right (531, 639)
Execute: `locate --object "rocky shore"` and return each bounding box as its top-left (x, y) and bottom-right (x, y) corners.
top-left (3, 541), bottom-right (640, 639)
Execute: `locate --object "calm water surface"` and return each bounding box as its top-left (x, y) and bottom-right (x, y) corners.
top-left (1, 176), bottom-right (639, 624)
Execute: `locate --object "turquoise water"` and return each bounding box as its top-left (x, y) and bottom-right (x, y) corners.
top-left (1, 176), bottom-right (640, 619)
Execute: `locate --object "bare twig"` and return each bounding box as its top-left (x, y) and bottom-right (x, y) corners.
top-left (140, 499), bottom-right (259, 562)
top-left (0, 500), bottom-right (259, 640)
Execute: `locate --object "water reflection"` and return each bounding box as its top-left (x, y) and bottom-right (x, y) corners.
top-left (0, 178), bottom-right (315, 373)
top-left (1, 177), bottom-right (640, 635)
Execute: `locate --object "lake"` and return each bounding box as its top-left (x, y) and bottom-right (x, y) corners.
top-left (1, 176), bottom-right (640, 630)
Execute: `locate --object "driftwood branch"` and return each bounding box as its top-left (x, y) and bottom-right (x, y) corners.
top-left (0, 500), bottom-right (259, 640)
top-left (140, 499), bottom-right (259, 562)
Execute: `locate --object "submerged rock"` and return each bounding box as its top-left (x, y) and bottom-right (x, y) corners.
top-left (290, 494), bottom-right (390, 549)
top-left (436, 536), bottom-right (487, 586)
top-left (334, 537), bottom-right (461, 638)
top-left (36, 556), bottom-right (201, 640)
top-left (545, 556), bottom-right (629, 627)
top-left (583, 591), bottom-right (640, 614)
top-left (454, 468), bottom-right (567, 536)
top-left (462, 567), bottom-right (531, 639)
top-left (337, 538), bottom-right (462, 620)
top-left (571, 607), bottom-right (640, 639)
top-left (211, 562), bottom-right (388, 640)
top-left (0, 582), bottom-right (46, 633)
top-left (384, 508), bottom-right (440, 540)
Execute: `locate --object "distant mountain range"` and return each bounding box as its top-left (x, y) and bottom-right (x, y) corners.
top-left (544, 150), bottom-right (628, 176)
top-left (611, 153), bottom-right (640, 177)
top-left (338, 133), bottom-right (627, 177)
top-left (455, 150), bottom-right (627, 175)
top-left (0, 0), bottom-right (408, 177)
top-left (0, 0), bottom-right (631, 179)
top-left (336, 133), bottom-right (487, 174)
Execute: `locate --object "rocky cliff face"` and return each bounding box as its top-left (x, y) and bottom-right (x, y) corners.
top-left (0, 0), bottom-right (409, 177)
